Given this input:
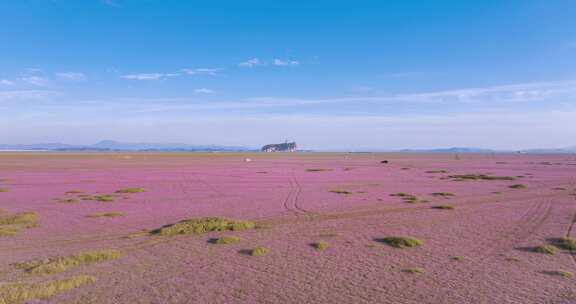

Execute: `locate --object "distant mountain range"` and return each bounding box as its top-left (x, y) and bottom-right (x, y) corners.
top-left (0, 141), bottom-right (575, 153)
top-left (0, 140), bottom-right (253, 152)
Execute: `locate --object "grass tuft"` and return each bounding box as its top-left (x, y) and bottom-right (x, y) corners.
top-left (250, 246), bottom-right (269, 256)
top-left (15, 249), bottom-right (122, 275)
top-left (306, 168), bottom-right (332, 172)
top-left (451, 256), bottom-right (465, 261)
top-left (311, 241), bottom-right (328, 251)
top-left (115, 188), bottom-right (145, 194)
top-left (150, 217), bottom-right (255, 236)
top-left (390, 193), bottom-right (419, 203)
top-left (65, 190), bottom-right (84, 194)
top-left (378, 236), bottom-right (423, 248)
top-left (533, 245), bottom-right (557, 255)
top-left (0, 275), bottom-right (96, 304)
top-left (94, 195), bottom-right (115, 202)
top-left (550, 237), bottom-right (576, 250)
top-left (214, 236), bottom-right (241, 245)
top-left (87, 212), bottom-right (124, 218)
top-left (425, 170), bottom-right (447, 174)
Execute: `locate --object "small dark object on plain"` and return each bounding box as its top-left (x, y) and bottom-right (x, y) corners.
top-left (380, 160), bottom-right (389, 164)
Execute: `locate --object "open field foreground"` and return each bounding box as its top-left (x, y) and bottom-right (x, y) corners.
top-left (0, 152), bottom-right (575, 304)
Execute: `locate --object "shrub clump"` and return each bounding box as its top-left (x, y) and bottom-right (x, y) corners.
top-left (448, 174), bottom-right (515, 181)
top-left (94, 195), bottom-right (115, 202)
top-left (552, 237), bottom-right (576, 250)
top-left (509, 184), bottom-right (527, 189)
top-left (150, 217), bottom-right (255, 236)
top-left (431, 192), bottom-right (455, 197)
top-left (402, 267), bottom-right (425, 274)
top-left (87, 212), bottom-right (124, 218)
top-left (432, 205), bottom-right (455, 210)
top-left (543, 270), bottom-right (574, 279)
top-left (329, 189), bottom-right (352, 195)
top-left (214, 236), bottom-right (241, 245)
top-left (15, 249), bottom-right (122, 275)
top-left (250, 246), bottom-right (269, 256)
top-left (0, 275), bottom-right (96, 304)
top-left (115, 188), bottom-right (145, 194)
top-left (312, 241), bottom-right (328, 251)
top-left (533, 245), bottom-right (557, 255)
top-left (379, 236), bottom-right (423, 249)
top-left (390, 193), bottom-right (419, 203)
top-left (0, 212), bottom-right (38, 237)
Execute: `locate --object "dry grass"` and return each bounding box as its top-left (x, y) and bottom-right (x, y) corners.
top-left (0, 188), bottom-right (9, 193)
top-left (425, 170), bottom-right (447, 174)
top-left (250, 246), bottom-right (269, 256)
top-left (0, 212), bottom-right (38, 237)
top-left (0, 275), bottom-right (96, 304)
top-left (150, 217), bottom-right (255, 236)
top-left (390, 193), bottom-right (419, 203)
top-left (451, 256), bottom-right (465, 261)
top-left (86, 212), bottom-right (124, 218)
top-left (115, 188), bottom-right (145, 194)
top-left (378, 236), bottom-right (423, 248)
top-left (15, 249), bottom-right (122, 275)
top-left (58, 198), bottom-right (80, 204)
top-left (65, 190), bottom-right (84, 194)
top-left (214, 236), bottom-right (241, 245)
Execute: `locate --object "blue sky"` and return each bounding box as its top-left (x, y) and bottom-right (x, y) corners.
top-left (1, 0), bottom-right (575, 150)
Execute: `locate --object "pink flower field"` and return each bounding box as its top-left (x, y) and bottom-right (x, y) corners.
top-left (0, 152), bottom-right (575, 304)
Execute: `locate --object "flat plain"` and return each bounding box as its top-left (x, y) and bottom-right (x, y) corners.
top-left (0, 152), bottom-right (575, 304)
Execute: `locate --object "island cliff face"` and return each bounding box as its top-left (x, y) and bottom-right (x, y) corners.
top-left (261, 142), bottom-right (297, 152)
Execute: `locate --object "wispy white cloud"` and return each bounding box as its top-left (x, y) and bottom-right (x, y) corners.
top-left (272, 59), bottom-right (299, 66)
top-left (0, 80), bottom-right (15, 86)
top-left (194, 88), bottom-right (216, 94)
top-left (21, 76), bottom-right (49, 86)
top-left (56, 72), bottom-right (86, 81)
top-left (182, 68), bottom-right (221, 76)
top-left (238, 58), bottom-right (263, 68)
top-left (0, 90), bottom-right (60, 103)
top-left (121, 73), bottom-right (179, 80)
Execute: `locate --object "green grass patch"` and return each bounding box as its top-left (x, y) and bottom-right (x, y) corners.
top-left (378, 236), bottom-right (423, 248)
top-left (15, 249), bottom-right (122, 275)
top-left (150, 217), bottom-right (255, 236)
top-left (0, 275), bottom-right (96, 304)
top-left (86, 212), bottom-right (124, 218)
top-left (115, 188), bottom-right (145, 194)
